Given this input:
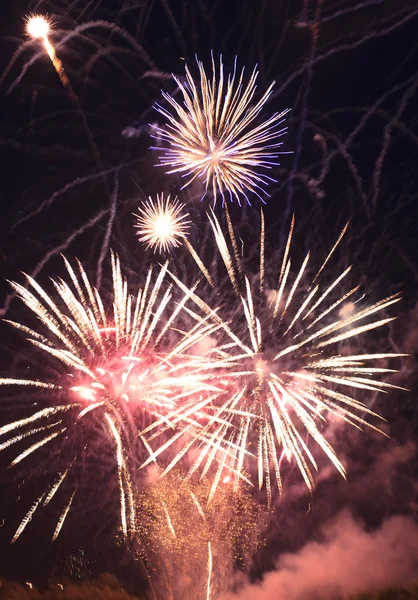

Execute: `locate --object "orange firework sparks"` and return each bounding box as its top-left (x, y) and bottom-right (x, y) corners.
top-left (134, 471), bottom-right (263, 599)
top-left (25, 15), bottom-right (71, 91)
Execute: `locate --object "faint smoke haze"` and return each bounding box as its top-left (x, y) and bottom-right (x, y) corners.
top-left (222, 511), bottom-right (418, 600)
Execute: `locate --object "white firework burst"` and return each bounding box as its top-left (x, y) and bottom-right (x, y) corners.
top-left (163, 210), bottom-right (406, 504)
top-left (134, 194), bottom-right (191, 253)
top-left (151, 56), bottom-right (290, 206)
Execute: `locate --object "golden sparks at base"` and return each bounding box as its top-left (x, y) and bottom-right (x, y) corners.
top-left (134, 471), bottom-right (263, 599)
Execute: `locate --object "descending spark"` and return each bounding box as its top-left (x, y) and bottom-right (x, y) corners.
top-left (134, 194), bottom-right (191, 253)
top-left (207, 541), bottom-right (213, 600)
top-left (25, 15), bottom-right (71, 92)
top-left (0, 423), bottom-right (62, 453)
top-left (10, 429), bottom-right (66, 468)
top-left (0, 406), bottom-right (71, 438)
top-left (151, 55), bottom-right (290, 206)
top-left (105, 413), bottom-right (134, 538)
top-left (169, 211), bottom-right (405, 502)
top-left (162, 501), bottom-right (176, 538)
top-left (11, 493), bottom-right (46, 544)
top-left (52, 489), bottom-right (76, 542)
top-left (0, 252), bottom-right (220, 540)
top-left (43, 466), bottom-right (73, 506)
top-left (190, 490), bottom-right (206, 519)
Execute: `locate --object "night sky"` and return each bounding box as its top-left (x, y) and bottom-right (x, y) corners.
top-left (1, 1), bottom-right (418, 598)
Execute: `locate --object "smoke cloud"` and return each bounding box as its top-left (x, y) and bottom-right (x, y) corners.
top-left (222, 511), bottom-right (418, 600)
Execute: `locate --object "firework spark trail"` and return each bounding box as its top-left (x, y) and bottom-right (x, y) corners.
top-left (159, 0), bottom-right (187, 59)
top-left (311, 73), bottom-right (418, 216)
top-left (0, 208), bottom-right (108, 318)
top-left (321, 0), bottom-right (385, 22)
top-left (370, 76), bottom-right (418, 211)
top-left (7, 20), bottom-right (156, 95)
top-left (312, 126), bottom-right (367, 208)
top-left (273, 8), bottom-right (418, 209)
top-left (11, 493), bottom-right (46, 544)
top-left (151, 55), bottom-right (290, 206)
top-left (273, 7), bottom-right (418, 102)
top-left (26, 16), bottom-right (74, 96)
top-left (43, 464), bottom-right (74, 506)
top-left (207, 541), bottom-right (213, 600)
top-left (52, 489), bottom-right (77, 542)
top-left (286, 0), bottom-right (323, 216)
top-left (165, 210), bottom-right (405, 501)
top-left (96, 172), bottom-right (120, 290)
top-left (0, 251), bottom-right (223, 540)
top-left (9, 160), bottom-right (142, 232)
top-left (183, 238), bottom-right (215, 288)
top-left (105, 413), bottom-right (134, 538)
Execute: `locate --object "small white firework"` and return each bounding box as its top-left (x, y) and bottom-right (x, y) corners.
top-left (134, 194), bottom-right (191, 253)
top-left (151, 56), bottom-right (290, 206)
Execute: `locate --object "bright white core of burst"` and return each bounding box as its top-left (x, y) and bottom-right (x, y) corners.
top-left (134, 195), bottom-right (190, 253)
top-left (155, 216), bottom-right (173, 238)
top-left (26, 16), bottom-right (50, 38)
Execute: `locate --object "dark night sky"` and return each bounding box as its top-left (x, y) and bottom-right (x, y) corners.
top-left (0, 0), bottom-right (418, 596)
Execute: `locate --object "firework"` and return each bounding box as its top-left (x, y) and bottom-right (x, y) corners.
top-left (151, 56), bottom-right (290, 206)
top-left (135, 470), bottom-right (263, 600)
top-left (134, 194), bottom-right (191, 253)
top-left (0, 252), bottom-right (221, 541)
top-left (166, 211), bottom-right (405, 504)
top-left (26, 15), bottom-right (51, 39)
top-left (25, 15), bottom-right (71, 91)
top-left (133, 194), bottom-right (215, 288)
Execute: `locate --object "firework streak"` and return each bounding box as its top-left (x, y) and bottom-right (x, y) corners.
top-left (26, 16), bottom-right (72, 93)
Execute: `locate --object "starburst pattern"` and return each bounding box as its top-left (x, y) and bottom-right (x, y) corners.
top-left (134, 194), bottom-right (191, 253)
top-left (151, 56), bottom-right (290, 206)
top-left (26, 15), bottom-right (51, 39)
top-left (164, 211), bottom-right (405, 504)
top-left (0, 252), bottom-right (221, 540)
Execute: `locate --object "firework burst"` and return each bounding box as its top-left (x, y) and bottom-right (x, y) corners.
top-left (26, 15), bottom-right (51, 39)
top-left (134, 194), bottom-right (191, 253)
top-left (151, 56), bottom-right (290, 206)
top-left (165, 211), bottom-right (406, 504)
top-left (0, 252), bottom-right (221, 541)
